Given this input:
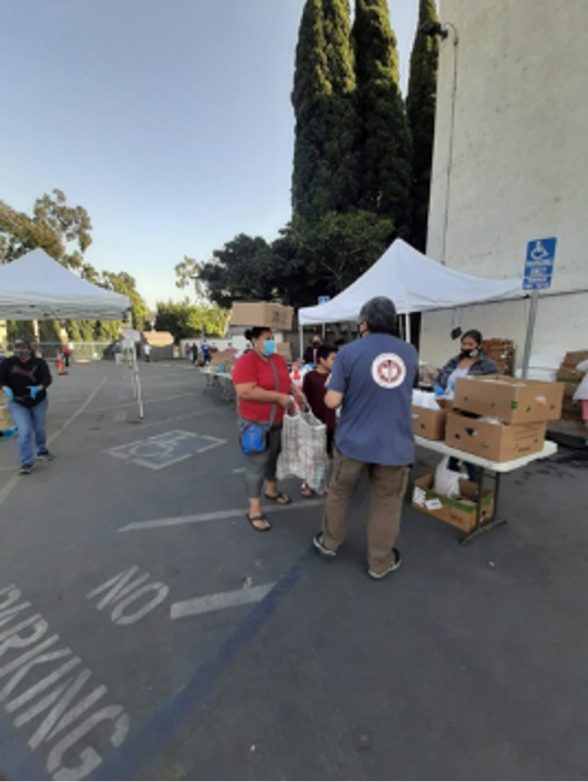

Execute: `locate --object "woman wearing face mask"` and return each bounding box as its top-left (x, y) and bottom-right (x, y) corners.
top-left (232, 327), bottom-right (307, 531)
top-left (436, 330), bottom-right (497, 399)
top-left (0, 340), bottom-right (53, 474)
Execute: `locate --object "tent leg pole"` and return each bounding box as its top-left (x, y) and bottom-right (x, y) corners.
top-left (405, 314), bottom-right (412, 344)
top-left (321, 322), bottom-right (325, 339)
top-left (521, 291), bottom-right (539, 379)
top-left (299, 325), bottom-right (303, 361)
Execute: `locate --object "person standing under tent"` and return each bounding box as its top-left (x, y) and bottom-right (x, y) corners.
top-left (312, 297), bottom-right (418, 580)
top-left (436, 330), bottom-right (497, 398)
top-left (300, 344), bottom-right (338, 498)
top-left (303, 334), bottom-right (323, 366)
top-left (0, 340), bottom-right (54, 474)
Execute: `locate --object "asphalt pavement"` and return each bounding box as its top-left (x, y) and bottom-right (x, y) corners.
top-left (0, 359), bottom-right (586, 781)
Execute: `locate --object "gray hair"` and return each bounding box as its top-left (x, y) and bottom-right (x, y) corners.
top-left (359, 297), bottom-right (398, 335)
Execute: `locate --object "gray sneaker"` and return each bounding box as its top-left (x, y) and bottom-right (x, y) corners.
top-left (313, 532), bottom-right (337, 558)
top-left (368, 548), bottom-right (402, 580)
top-left (36, 449), bottom-right (54, 461)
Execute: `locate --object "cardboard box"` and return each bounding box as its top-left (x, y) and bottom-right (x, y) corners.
top-left (210, 350), bottom-right (236, 372)
top-left (277, 342), bottom-right (292, 360)
top-left (561, 350), bottom-right (588, 370)
top-left (445, 411), bottom-right (546, 462)
top-left (0, 404), bottom-right (12, 430)
top-left (412, 474), bottom-right (495, 533)
top-left (454, 375), bottom-right (563, 424)
top-left (412, 406), bottom-right (447, 440)
top-left (230, 302), bottom-right (294, 331)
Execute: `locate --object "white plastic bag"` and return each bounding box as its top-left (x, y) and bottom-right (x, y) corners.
top-left (277, 409), bottom-right (329, 493)
top-left (433, 456), bottom-right (467, 498)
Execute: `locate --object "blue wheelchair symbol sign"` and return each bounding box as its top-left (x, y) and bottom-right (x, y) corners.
top-left (523, 237), bottom-right (557, 290)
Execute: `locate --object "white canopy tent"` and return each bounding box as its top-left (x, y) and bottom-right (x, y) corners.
top-left (298, 239), bottom-right (522, 326)
top-left (0, 249), bottom-right (130, 320)
top-left (0, 249), bottom-right (143, 418)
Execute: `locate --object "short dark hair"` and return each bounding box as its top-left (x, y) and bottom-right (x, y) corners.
top-left (317, 345), bottom-right (337, 362)
top-left (462, 329), bottom-right (483, 346)
top-left (358, 297), bottom-right (398, 336)
top-left (244, 327), bottom-right (271, 342)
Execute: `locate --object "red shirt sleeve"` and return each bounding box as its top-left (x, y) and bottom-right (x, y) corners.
top-left (232, 352), bottom-right (257, 385)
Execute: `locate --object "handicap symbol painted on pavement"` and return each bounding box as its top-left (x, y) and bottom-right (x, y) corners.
top-left (107, 430), bottom-right (226, 470)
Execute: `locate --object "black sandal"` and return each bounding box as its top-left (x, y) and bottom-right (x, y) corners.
top-left (263, 492), bottom-right (292, 505)
top-left (246, 513), bottom-right (272, 532)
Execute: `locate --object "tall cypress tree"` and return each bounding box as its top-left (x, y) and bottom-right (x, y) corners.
top-left (291, 0), bottom-right (359, 219)
top-left (406, 0), bottom-right (439, 251)
top-left (353, 0), bottom-right (412, 233)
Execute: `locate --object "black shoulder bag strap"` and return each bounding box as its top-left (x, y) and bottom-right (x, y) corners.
top-left (267, 357), bottom-right (280, 429)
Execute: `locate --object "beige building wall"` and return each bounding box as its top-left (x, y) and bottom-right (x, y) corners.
top-left (423, 0), bottom-right (588, 371)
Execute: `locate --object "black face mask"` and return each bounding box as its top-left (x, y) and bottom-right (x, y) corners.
top-left (460, 347), bottom-right (480, 359)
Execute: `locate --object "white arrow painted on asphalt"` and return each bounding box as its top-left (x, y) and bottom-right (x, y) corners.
top-left (170, 583), bottom-right (275, 619)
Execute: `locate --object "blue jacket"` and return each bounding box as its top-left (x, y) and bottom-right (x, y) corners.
top-left (437, 353), bottom-right (498, 390)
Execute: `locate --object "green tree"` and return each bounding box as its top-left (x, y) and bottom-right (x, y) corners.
top-left (274, 210), bottom-right (393, 305)
top-left (174, 255), bottom-right (208, 303)
top-left (353, 0), bottom-right (412, 233)
top-left (291, 0), bottom-right (359, 218)
top-left (101, 271), bottom-right (150, 330)
top-left (0, 190), bottom-right (92, 268)
top-left (406, 0), bottom-right (439, 251)
top-left (199, 234), bottom-right (278, 309)
top-left (154, 301), bottom-right (229, 342)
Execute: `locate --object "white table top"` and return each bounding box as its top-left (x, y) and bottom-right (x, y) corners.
top-left (200, 367), bottom-right (232, 380)
top-left (415, 436), bottom-right (557, 474)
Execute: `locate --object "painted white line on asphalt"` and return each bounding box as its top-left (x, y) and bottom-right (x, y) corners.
top-left (118, 497), bottom-right (324, 533)
top-left (85, 391), bottom-right (200, 415)
top-left (170, 583), bottom-right (275, 619)
top-left (0, 378), bottom-right (107, 509)
top-left (232, 467), bottom-right (246, 473)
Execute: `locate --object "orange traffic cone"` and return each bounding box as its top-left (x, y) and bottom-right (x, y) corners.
top-left (57, 356), bottom-right (68, 375)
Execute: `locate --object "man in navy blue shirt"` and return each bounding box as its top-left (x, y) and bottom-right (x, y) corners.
top-left (313, 297), bottom-right (418, 579)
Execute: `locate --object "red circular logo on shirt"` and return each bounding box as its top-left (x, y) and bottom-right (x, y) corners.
top-left (371, 353), bottom-right (406, 389)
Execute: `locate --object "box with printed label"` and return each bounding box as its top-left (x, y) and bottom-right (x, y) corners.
top-left (445, 411), bottom-right (546, 462)
top-left (412, 474), bottom-right (495, 533)
top-left (230, 302), bottom-right (294, 331)
top-left (454, 375), bottom-right (563, 424)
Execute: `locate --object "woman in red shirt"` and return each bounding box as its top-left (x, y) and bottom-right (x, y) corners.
top-left (232, 327), bottom-right (306, 531)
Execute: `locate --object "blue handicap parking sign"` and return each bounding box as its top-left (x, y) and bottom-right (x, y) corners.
top-left (523, 237), bottom-right (557, 290)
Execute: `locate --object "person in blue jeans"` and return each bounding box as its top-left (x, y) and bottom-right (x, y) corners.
top-left (0, 340), bottom-right (53, 474)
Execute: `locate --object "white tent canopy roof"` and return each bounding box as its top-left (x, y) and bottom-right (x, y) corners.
top-left (0, 250), bottom-right (131, 320)
top-left (298, 239), bottom-right (522, 325)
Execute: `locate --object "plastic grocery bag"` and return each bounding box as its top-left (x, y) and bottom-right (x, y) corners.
top-left (277, 409), bottom-right (329, 493)
top-left (434, 456), bottom-right (467, 498)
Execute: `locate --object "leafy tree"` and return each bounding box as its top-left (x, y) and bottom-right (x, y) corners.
top-left (274, 210), bottom-right (393, 305)
top-left (174, 255), bottom-right (208, 303)
top-left (101, 271), bottom-right (150, 331)
top-left (291, 0), bottom-right (359, 218)
top-left (154, 300), bottom-right (229, 342)
top-left (406, 0), bottom-right (439, 251)
top-left (199, 234), bottom-right (278, 309)
top-left (0, 190), bottom-right (92, 268)
top-left (353, 0), bottom-right (412, 233)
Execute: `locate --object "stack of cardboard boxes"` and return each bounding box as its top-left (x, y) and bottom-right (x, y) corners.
top-left (482, 338), bottom-right (516, 376)
top-left (230, 302), bottom-right (294, 362)
top-left (411, 375), bottom-right (564, 533)
top-left (446, 375), bottom-right (564, 461)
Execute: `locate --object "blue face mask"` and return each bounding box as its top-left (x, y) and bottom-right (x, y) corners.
top-left (262, 339), bottom-right (276, 357)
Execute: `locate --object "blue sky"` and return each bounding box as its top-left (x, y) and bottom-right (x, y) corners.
top-left (1, 0), bottom-right (420, 308)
